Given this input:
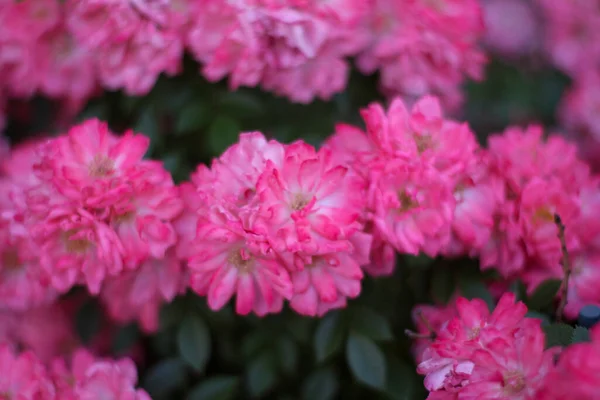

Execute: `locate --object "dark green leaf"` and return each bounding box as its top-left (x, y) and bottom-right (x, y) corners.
top-left (75, 299), bottom-right (102, 345)
top-left (385, 356), bottom-right (419, 400)
top-left (219, 91), bottom-right (264, 118)
top-left (458, 273), bottom-right (495, 311)
top-left (111, 323), bottom-right (139, 356)
top-left (350, 306), bottom-right (393, 342)
top-left (177, 313), bottom-right (211, 373)
top-left (134, 106), bottom-right (161, 157)
top-left (527, 279), bottom-right (561, 311)
top-left (187, 376), bottom-right (239, 400)
top-left (314, 312), bottom-right (345, 363)
top-left (301, 367), bottom-right (339, 400)
top-left (276, 337), bottom-right (298, 375)
top-left (143, 358), bottom-right (188, 398)
top-left (246, 353), bottom-right (278, 398)
top-left (571, 326), bottom-right (591, 344)
top-left (207, 114), bottom-right (241, 155)
top-left (175, 100), bottom-right (211, 134)
top-left (159, 299), bottom-right (186, 330)
top-left (525, 311), bottom-right (551, 326)
top-left (345, 332), bottom-right (387, 391)
top-left (430, 267), bottom-right (454, 304)
top-left (543, 323), bottom-right (575, 348)
top-left (161, 151), bottom-right (181, 176)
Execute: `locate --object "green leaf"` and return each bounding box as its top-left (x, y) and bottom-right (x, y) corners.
top-left (543, 323), bottom-right (575, 348)
top-left (385, 356), bottom-right (419, 400)
top-left (301, 367), bottom-right (339, 400)
top-left (430, 267), bottom-right (454, 304)
top-left (314, 312), bottom-right (345, 363)
top-left (525, 311), bottom-right (551, 326)
top-left (143, 358), bottom-right (188, 398)
top-left (571, 326), bottom-right (591, 344)
top-left (276, 337), bottom-right (299, 376)
top-left (187, 376), bottom-right (239, 400)
top-left (218, 91), bottom-right (264, 118)
top-left (75, 299), bottom-right (102, 345)
top-left (207, 114), bottom-right (242, 155)
top-left (111, 323), bottom-right (139, 356)
top-left (345, 332), bottom-right (387, 391)
top-left (177, 313), bottom-right (211, 373)
top-left (246, 353), bottom-right (278, 398)
top-left (175, 100), bottom-right (211, 134)
top-left (350, 306), bottom-right (393, 342)
top-left (159, 299), bottom-right (187, 330)
top-left (527, 279), bottom-right (561, 311)
top-left (458, 273), bottom-right (495, 311)
top-left (134, 106), bottom-right (161, 157)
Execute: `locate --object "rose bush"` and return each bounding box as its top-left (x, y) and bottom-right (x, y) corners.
top-left (1, 0), bottom-right (600, 399)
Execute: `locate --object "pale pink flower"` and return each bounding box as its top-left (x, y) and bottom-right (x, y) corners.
top-left (101, 251), bottom-right (187, 333)
top-left (289, 231), bottom-right (371, 317)
top-left (0, 344), bottom-right (56, 399)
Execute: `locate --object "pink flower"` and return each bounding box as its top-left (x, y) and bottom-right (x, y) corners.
top-left (560, 69), bottom-right (600, 143)
top-left (100, 251), bottom-right (187, 333)
top-left (537, 0), bottom-right (600, 76)
top-left (411, 301), bottom-right (458, 363)
top-left (188, 205), bottom-right (293, 316)
top-left (256, 141), bottom-right (365, 260)
top-left (482, 0), bottom-right (539, 57)
top-left (461, 319), bottom-right (557, 399)
top-left (51, 349), bottom-right (150, 400)
top-left (289, 231), bottom-right (371, 317)
top-left (186, 0), bottom-right (365, 102)
top-left (356, 0), bottom-right (486, 109)
top-left (536, 325), bottom-right (600, 399)
top-left (0, 302), bottom-right (79, 364)
top-left (0, 344), bottom-right (56, 399)
top-left (66, 0), bottom-right (186, 95)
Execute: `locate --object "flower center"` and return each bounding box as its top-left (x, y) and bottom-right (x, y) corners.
top-left (467, 326), bottom-right (481, 340)
top-left (414, 134), bottom-right (434, 153)
top-left (228, 250), bottom-right (254, 274)
top-left (502, 370), bottom-right (526, 394)
top-left (88, 155), bottom-right (114, 178)
top-left (291, 193), bottom-right (311, 211)
top-left (397, 190), bottom-right (418, 211)
top-left (63, 230), bottom-right (92, 254)
top-left (533, 206), bottom-right (554, 224)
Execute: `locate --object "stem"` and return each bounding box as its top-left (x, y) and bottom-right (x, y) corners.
top-left (404, 329), bottom-right (436, 340)
top-left (555, 214), bottom-right (572, 323)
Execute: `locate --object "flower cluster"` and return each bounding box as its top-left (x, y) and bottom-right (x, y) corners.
top-left (0, 119), bottom-right (187, 333)
top-left (415, 293), bottom-right (563, 399)
top-left (0, 344), bottom-right (149, 399)
top-left (0, 0), bottom-right (486, 129)
top-left (178, 132), bottom-right (370, 317)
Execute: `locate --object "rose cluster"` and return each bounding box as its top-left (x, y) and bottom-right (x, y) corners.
top-left (2, 93), bottom-right (600, 396)
top-left (535, 0), bottom-right (600, 171)
top-left (0, 344), bottom-right (149, 399)
top-left (414, 292), bottom-right (600, 399)
top-left (0, 0), bottom-right (487, 130)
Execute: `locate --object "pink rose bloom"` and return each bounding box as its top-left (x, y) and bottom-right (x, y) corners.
top-left (0, 344), bottom-right (56, 399)
top-left (356, 0), bottom-right (486, 109)
top-left (100, 251), bottom-right (187, 333)
top-left (66, 0), bottom-right (187, 95)
top-left (560, 70), bottom-right (600, 143)
top-left (51, 349), bottom-right (150, 400)
top-left (537, 0), bottom-right (600, 76)
top-left (411, 300), bottom-right (458, 363)
top-left (482, 0), bottom-right (539, 57)
top-left (536, 324), bottom-right (600, 399)
top-left (187, 0), bottom-right (366, 102)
